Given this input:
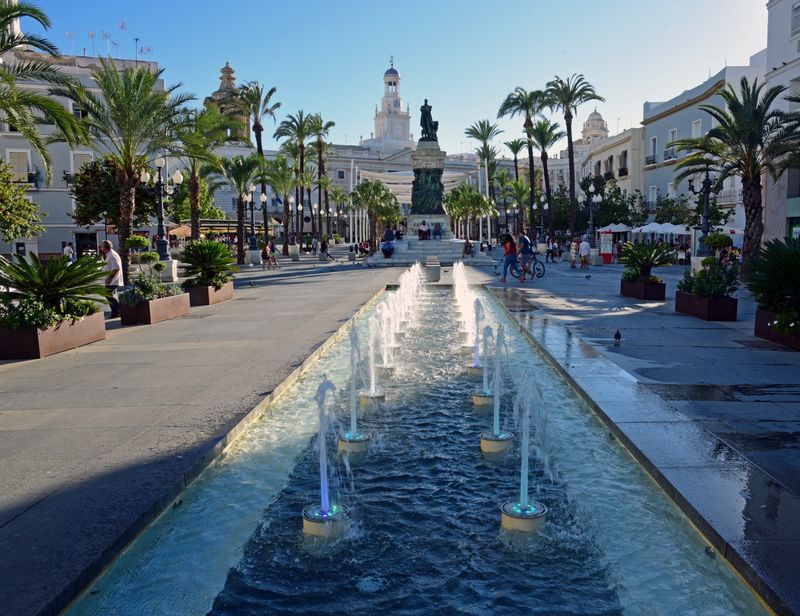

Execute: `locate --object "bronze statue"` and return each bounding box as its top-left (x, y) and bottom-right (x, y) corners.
top-left (419, 99), bottom-right (438, 141)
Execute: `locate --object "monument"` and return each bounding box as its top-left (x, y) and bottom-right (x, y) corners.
top-left (409, 99), bottom-right (449, 238)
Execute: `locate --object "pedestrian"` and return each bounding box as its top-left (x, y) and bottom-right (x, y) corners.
top-left (499, 233), bottom-right (517, 284)
top-left (312, 235), bottom-right (319, 256)
top-left (98, 239), bottom-right (123, 319)
top-left (569, 238), bottom-right (579, 269)
top-left (261, 244), bottom-right (269, 270)
top-left (63, 241), bottom-right (75, 263)
top-left (579, 237), bottom-right (591, 269)
top-left (269, 239), bottom-right (280, 269)
top-left (516, 230), bottom-right (534, 282)
top-left (551, 239), bottom-right (560, 263)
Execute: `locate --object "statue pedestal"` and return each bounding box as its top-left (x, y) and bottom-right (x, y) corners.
top-left (411, 140), bottom-right (446, 170)
top-left (411, 140), bottom-right (446, 217)
top-left (407, 215), bottom-right (451, 240)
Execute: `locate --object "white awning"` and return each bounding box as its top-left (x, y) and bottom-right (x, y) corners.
top-left (358, 170), bottom-right (471, 203)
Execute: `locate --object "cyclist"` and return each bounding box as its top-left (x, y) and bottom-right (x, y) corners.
top-left (516, 230), bottom-right (535, 283)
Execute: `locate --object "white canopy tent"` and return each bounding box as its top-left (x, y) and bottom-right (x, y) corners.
top-left (597, 223), bottom-right (632, 233)
top-left (358, 170), bottom-right (471, 203)
top-left (632, 222), bottom-right (691, 235)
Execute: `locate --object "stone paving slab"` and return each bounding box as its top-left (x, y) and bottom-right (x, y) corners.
top-left (0, 261), bottom-right (399, 616)
top-left (469, 265), bottom-right (800, 616)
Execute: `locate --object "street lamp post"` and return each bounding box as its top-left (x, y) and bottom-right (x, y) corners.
top-left (143, 157), bottom-right (183, 262)
top-left (586, 180), bottom-right (601, 249)
top-left (246, 184), bottom-right (257, 251)
top-left (289, 196), bottom-right (296, 242)
top-left (297, 203), bottom-right (304, 243)
top-left (688, 168), bottom-right (715, 257)
top-left (539, 194), bottom-right (547, 238)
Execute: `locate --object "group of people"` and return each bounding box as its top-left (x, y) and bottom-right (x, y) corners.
top-left (499, 230), bottom-right (536, 284)
top-left (417, 220), bottom-right (443, 240)
top-left (260, 239), bottom-right (281, 270)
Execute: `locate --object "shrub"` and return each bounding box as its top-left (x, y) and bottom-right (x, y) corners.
top-left (119, 272), bottom-right (181, 307)
top-left (677, 260), bottom-right (739, 298)
top-left (746, 236), bottom-right (800, 334)
top-left (619, 242), bottom-right (674, 281)
top-left (704, 233), bottom-right (733, 251)
top-left (0, 254), bottom-right (107, 329)
top-left (180, 240), bottom-right (238, 290)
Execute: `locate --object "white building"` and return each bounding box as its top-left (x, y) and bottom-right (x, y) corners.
top-left (581, 127), bottom-right (644, 196)
top-left (764, 0), bottom-right (800, 240)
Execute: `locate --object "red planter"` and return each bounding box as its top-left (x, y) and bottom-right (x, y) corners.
top-left (0, 312), bottom-right (106, 359)
top-left (675, 291), bottom-right (738, 321)
top-left (754, 308), bottom-right (800, 350)
top-left (120, 293), bottom-right (190, 326)
top-left (620, 279), bottom-right (666, 301)
top-left (188, 281), bottom-right (234, 307)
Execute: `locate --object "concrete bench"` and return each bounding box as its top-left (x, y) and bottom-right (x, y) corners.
top-left (425, 256), bottom-right (441, 282)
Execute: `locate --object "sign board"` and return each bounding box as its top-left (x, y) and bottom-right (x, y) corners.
top-left (600, 232), bottom-right (613, 264)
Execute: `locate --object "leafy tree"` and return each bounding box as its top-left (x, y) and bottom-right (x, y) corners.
top-left (0, 1), bottom-right (86, 179)
top-left (309, 113), bottom-right (335, 236)
top-left (445, 182), bottom-right (494, 239)
top-left (351, 179), bottom-right (401, 250)
top-left (545, 74), bottom-right (605, 235)
top-left (465, 120), bottom-right (503, 202)
top-left (168, 177), bottom-right (226, 224)
top-left (527, 119), bottom-right (565, 235)
top-left (504, 178), bottom-right (530, 233)
top-left (70, 157), bottom-right (158, 229)
top-left (213, 155), bottom-right (263, 264)
top-left (671, 77), bottom-right (800, 262)
top-left (52, 58), bottom-right (193, 283)
top-left (0, 161), bottom-right (43, 241)
top-left (328, 185), bottom-right (349, 238)
top-left (274, 110), bottom-right (313, 236)
top-left (503, 138), bottom-right (526, 180)
top-left (263, 155), bottom-right (296, 255)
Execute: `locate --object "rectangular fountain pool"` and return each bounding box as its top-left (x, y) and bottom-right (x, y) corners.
top-left (65, 275), bottom-right (768, 616)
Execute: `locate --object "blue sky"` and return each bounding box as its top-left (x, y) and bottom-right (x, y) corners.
top-left (31, 0), bottom-right (767, 155)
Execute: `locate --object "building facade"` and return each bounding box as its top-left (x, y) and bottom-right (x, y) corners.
top-left (764, 0), bottom-right (800, 240)
top-left (581, 127), bottom-right (644, 196)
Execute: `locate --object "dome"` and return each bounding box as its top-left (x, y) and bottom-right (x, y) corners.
top-left (384, 66), bottom-right (399, 77)
top-left (587, 108), bottom-right (604, 121)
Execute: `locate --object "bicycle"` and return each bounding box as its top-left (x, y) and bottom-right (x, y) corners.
top-left (510, 252), bottom-right (545, 281)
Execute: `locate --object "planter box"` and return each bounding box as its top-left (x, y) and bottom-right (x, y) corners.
top-left (675, 291), bottom-right (738, 321)
top-left (754, 308), bottom-right (800, 350)
top-left (120, 293), bottom-right (190, 326)
top-left (188, 281), bottom-right (234, 307)
top-left (0, 312), bottom-right (105, 359)
top-left (620, 279), bottom-right (666, 301)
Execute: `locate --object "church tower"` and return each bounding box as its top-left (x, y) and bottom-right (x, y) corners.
top-left (204, 62), bottom-right (250, 143)
top-left (363, 60), bottom-right (413, 152)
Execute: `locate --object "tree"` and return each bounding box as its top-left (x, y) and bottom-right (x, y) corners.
top-left (328, 186), bottom-right (349, 238)
top-left (0, 1), bottom-right (86, 179)
top-left (671, 77), bottom-right (800, 262)
top-left (545, 74), bottom-right (605, 235)
top-left (214, 155), bottom-right (263, 264)
top-left (231, 81), bottom-right (280, 242)
top-left (263, 155), bottom-right (296, 255)
top-left (503, 138), bottom-right (526, 180)
top-left (527, 119), bottom-right (565, 236)
top-left (70, 157), bottom-right (158, 229)
top-left (309, 113), bottom-right (335, 235)
top-left (465, 120), bottom-right (503, 201)
top-left (168, 177), bottom-right (226, 224)
top-left (173, 107), bottom-right (237, 240)
top-left (52, 58), bottom-right (193, 283)
top-left (351, 179), bottom-right (401, 250)
top-left (0, 161), bottom-right (43, 241)
top-left (494, 168), bottom-right (512, 231)
top-left (505, 178), bottom-right (530, 232)
top-left (274, 110), bottom-right (313, 236)
top-left (498, 88), bottom-right (548, 229)
top-left (445, 182), bottom-right (494, 239)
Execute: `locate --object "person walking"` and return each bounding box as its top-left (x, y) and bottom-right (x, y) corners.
top-left (98, 239), bottom-right (123, 319)
top-left (569, 238), bottom-right (579, 269)
top-left (499, 233), bottom-right (517, 284)
top-left (579, 237), bottom-right (591, 270)
top-left (62, 241), bottom-right (75, 263)
top-left (516, 230), bottom-right (534, 283)
top-left (311, 235), bottom-right (319, 256)
top-left (269, 239), bottom-right (280, 269)
top-left (261, 244), bottom-right (269, 270)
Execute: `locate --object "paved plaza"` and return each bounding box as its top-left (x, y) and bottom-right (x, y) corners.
top-left (1, 254), bottom-right (799, 614)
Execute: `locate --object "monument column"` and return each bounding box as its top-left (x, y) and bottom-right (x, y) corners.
top-left (409, 99), bottom-right (449, 239)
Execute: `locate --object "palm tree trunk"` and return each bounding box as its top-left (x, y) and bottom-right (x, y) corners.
top-left (254, 124), bottom-right (269, 244)
top-left (189, 171), bottom-right (200, 241)
top-left (307, 186), bottom-right (315, 236)
top-left (324, 189), bottom-right (330, 237)
top-left (513, 156), bottom-right (519, 181)
top-left (317, 139), bottom-right (324, 235)
top-left (564, 111), bottom-right (576, 235)
top-left (282, 192), bottom-right (290, 256)
top-left (369, 211), bottom-right (377, 252)
top-left (741, 177), bottom-right (763, 264)
top-left (526, 140), bottom-right (536, 234)
top-left (236, 196), bottom-right (245, 264)
top-left (116, 168), bottom-right (136, 285)
top-left (542, 152), bottom-right (554, 236)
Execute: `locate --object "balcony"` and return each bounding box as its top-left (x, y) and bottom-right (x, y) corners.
top-left (716, 189), bottom-right (742, 206)
top-left (618, 167), bottom-right (629, 177)
top-left (663, 148), bottom-right (677, 161)
top-left (603, 171), bottom-right (614, 181)
top-left (645, 155), bottom-right (657, 165)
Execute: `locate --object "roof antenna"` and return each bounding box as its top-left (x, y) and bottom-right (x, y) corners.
top-left (389, 53), bottom-right (394, 67)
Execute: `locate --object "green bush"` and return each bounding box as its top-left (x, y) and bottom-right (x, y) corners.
top-left (180, 240), bottom-right (238, 290)
top-left (125, 235), bottom-right (150, 251)
top-left (619, 242), bottom-right (674, 281)
top-left (677, 260), bottom-right (739, 298)
top-left (0, 254), bottom-right (107, 329)
top-left (119, 272), bottom-right (181, 307)
top-left (746, 236), bottom-right (800, 334)
top-left (704, 233), bottom-right (733, 251)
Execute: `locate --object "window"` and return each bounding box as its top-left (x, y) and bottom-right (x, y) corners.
top-left (668, 128), bottom-right (677, 144)
top-left (648, 186), bottom-right (658, 204)
top-left (71, 104), bottom-right (89, 120)
top-left (594, 161), bottom-right (601, 175)
top-left (231, 197), bottom-right (238, 211)
top-left (7, 122), bottom-right (18, 132)
top-left (337, 170), bottom-right (345, 180)
top-left (650, 136), bottom-right (657, 155)
top-left (793, 2), bottom-right (800, 37)
top-left (692, 120), bottom-right (702, 139)
top-left (6, 150), bottom-right (30, 181)
top-left (619, 150), bottom-right (628, 170)
top-left (72, 152), bottom-right (92, 174)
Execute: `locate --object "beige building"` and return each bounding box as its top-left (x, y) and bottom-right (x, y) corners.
top-left (581, 127), bottom-right (644, 196)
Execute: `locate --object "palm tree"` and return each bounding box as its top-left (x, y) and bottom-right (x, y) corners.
top-left (318, 174), bottom-right (333, 236)
top-left (351, 179), bottom-right (401, 251)
top-left (494, 168), bottom-right (512, 232)
top-left (545, 74), bottom-right (605, 235)
top-left (216, 155), bottom-right (262, 264)
top-left (498, 88), bottom-right (548, 228)
top-left (527, 119), bottom-right (566, 236)
top-left (53, 58), bottom-right (193, 283)
top-left (0, 1), bottom-right (87, 179)
top-left (504, 139), bottom-right (526, 181)
top-left (465, 120), bottom-right (503, 201)
top-left (672, 78), bottom-right (800, 263)
top-left (309, 113), bottom-right (335, 233)
top-left (231, 81), bottom-right (280, 242)
top-left (263, 155), bottom-right (296, 256)
top-left (275, 110), bottom-right (312, 212)
top-left (506, 178), bottom-right (530, 232)
top-left (173, 107), bottom-right (237, 240)
top-left (299, 165), bottom-right (316, 237)
top-left (329, 185), bottom-right (349, 238)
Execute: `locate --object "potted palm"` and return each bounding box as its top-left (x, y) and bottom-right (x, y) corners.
top-left (619, 242), bottom-right (673, 300)
top-left (118, 256), bottom-right (188, 325)
top-left (0, 254), bottom-right (108, 359)
top-left (180, 240), bottom-right (238, 306)
top-left (676, 257), bottom-right (739, 321)
top-left (746, 237), bottom-right (800, 350)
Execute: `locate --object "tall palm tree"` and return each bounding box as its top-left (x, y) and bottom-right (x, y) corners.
top-left (465, 120), bottom-right (503, 201)
top-left (527, 119), bottom-right (566, 236)
top-left (504, 138), bottom-right (526, 181)
top-left (506, 178), bottom-right (530, 232)
top-left (231, 81), bottom-right (280, 242)
top-left (299, 165), bottom-right (316, 237)
top-left (275, 110), bottom-right (312, 204)
top-left (53, 58), bottom-right (193, 283)
top-left (0, 1), bottom-right (87, 179)
top-left (351, 179), bottom-right (401, 251)
top-left (173, 107), bottom-right (237, 240)
top-left (672, 78), bottom-right (800, 263)
top-left (494, 168), bottom-right (512, 231)
top-left (498, 88), bottom-right (547, 228)
top-left (309, 113), bottom-right (335, 232)
top-left (279, 139), bottom-right (301, 216)
top-left (216, 155), bottom-right (262, 264)
top-left (318, 174), bottom-right (333, 236)
top-left (264, 155), bottom-right (296, 256)
top-left (545, 74), bottom-right (605, 235)
top-left (329, 185), bottom-right (348, 237)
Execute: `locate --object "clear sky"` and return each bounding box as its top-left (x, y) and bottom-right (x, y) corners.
top-left (29, 0), bottom-right (767, 155)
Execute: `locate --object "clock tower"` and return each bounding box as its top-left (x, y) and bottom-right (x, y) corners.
top-left (364, 60), bottom-right (413, 152)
